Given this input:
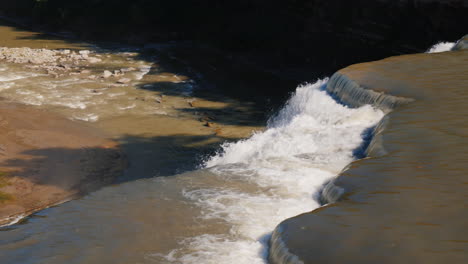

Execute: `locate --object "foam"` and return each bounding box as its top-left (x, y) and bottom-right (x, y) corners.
top-left (0, 72), bottom-right (39, 82)
top-left (71, 113), bottom-right (99, 122)
top-left (0, 214), bottom-right (26, 227)
top-left (133, 65), bottom-right (152, 80)
top-left (162, 79), bottom-right (384, 263)
top-left (426, 42), bottom-right (455, 53)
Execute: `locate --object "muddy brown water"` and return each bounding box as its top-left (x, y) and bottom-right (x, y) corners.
top-left (273, 50), bottom-right (468, 264)
top-left (0, 22), bottom-right (267, 263)
top-left (2, 20), bottom-right (465, 264)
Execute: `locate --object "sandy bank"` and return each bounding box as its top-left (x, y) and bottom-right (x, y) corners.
top-left (0, 103), bottom-right (125, 226)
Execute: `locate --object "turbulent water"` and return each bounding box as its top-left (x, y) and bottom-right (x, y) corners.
top-left (0, 77), bottom-right (384, 264)
top-left (154, 80), bottom-right (384, 263)
top-left (426, 42), bottom-right (455, 53)
top-left (0, 22), bottom-right (387, 264)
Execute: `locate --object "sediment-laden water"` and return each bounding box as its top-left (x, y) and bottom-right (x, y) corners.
top-left (269, 43), bottom-right (468, 264)
top-left (1, 21), bottom-right (461, 264)
top-left (0, 76), bottom-right (383, 264)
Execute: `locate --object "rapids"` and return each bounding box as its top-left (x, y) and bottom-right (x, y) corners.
top-left (0, 21), bottom-right (392, 264)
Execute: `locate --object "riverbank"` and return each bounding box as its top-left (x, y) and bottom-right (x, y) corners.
top-left (270, 46), bottom-right (468, 263)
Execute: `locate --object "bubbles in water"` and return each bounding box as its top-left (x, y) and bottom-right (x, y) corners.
top-left (162, 79), bottom-right (384, 263)
top-left (426, 42), bottom-right (455, 53)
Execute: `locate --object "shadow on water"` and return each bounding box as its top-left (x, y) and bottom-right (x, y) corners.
top-left (3, 15), bottom-right (323, 102)
top-left (0, 17), bottom-right (307, 125)
top-left (114, 133), bottom-right (240, 182)
top-left (0, 133), bottom-right (242, 189)
top-left (0, 18), bottom-right (280, 204)
top-left (0, 131), bottom-right (242, 228)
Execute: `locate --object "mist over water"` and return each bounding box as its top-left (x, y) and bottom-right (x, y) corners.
top-left (158, 80), bottom-right (384, 263)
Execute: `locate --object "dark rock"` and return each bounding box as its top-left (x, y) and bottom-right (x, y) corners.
top-left (452, 34), bottom-right (468, 51)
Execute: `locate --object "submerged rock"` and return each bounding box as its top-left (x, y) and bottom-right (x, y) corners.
top-left (452, 34), bottom-right (468, 51)
top-left (86, 57), bottom-right (102, 63)
top-left (117, 78), bottom-right (131, 84)
top-left (270, 49), bottom-right (468, 264)
top-left (103, 70), bottom-right (112, 78)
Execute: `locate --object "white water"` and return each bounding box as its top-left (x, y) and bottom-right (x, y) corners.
top-left (426, 42), bottom-right (455, 53)
top-left (160, 79), bottom-right (384, 263)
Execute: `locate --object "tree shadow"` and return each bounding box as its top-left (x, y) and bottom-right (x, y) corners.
top-left (114, 133), bottom-right (240, 182)
top-left (0, 17), bottom-right (307, 129)
top-left (0, 133), bottom-right (241, 190)
top-left (0, 145), bottom-right (123, 194)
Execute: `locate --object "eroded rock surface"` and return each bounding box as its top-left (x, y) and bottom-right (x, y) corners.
top-left (270, 50), bottom-right (468, 264)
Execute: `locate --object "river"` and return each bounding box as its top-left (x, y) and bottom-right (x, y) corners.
top-left (0, 20), bottom-right (456, 264)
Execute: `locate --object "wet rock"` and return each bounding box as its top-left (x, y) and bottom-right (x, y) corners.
top-left (103, 70), bottom-right (112, 78)
top-left (199, 114), bottom-right (215, 123)
top-left (87, 57), bottom-right (102, 63)
top-left (214, 128), bottom-right (223, 136)
top-left (187, 99), bottom-right (197, 107)
top-left (452, 34), bottom-right (468, 51)
top-left (58, 64), bottom-right (71, 70)
top-left (0, 47), bottom-right (60, 64)
top-left (117, 78), bottom-right (131, 84)
top-left (204, 122), bottom-right (214, 127)
top-left (120, 67), bottom-right (136, 72)
top-left (47, 70), bottom-right (58, 76)
top-left (79, 50), bottom-right (90, 55)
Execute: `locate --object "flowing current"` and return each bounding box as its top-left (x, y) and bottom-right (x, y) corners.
top-left (426, 42), bottom-right (455, 53)
top-left (0, 23), bottom-right (459, 263)
top-left (157, 79), bottom-right (384, 263)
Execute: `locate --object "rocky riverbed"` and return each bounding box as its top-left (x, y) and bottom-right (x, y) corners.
top-left (0, 23), bottom-right (264, 226)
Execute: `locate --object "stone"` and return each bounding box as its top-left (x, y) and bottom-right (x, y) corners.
top-left (452, 34), bottom-right (468, 51)
top-left (103, 70), bottom-right (112, 78)
top-left (87, 57), bottom-right (102, 63)
top-left (120, 67), bottom-right (136, 72)
top-left (204, 122), bottom-right (214, 127)
top-left (79, 50), bottom-right (90, 55)
top-left (47, 70), bottom-right (57, 76)
top-left (117, 78), bottom-right (131, 84)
